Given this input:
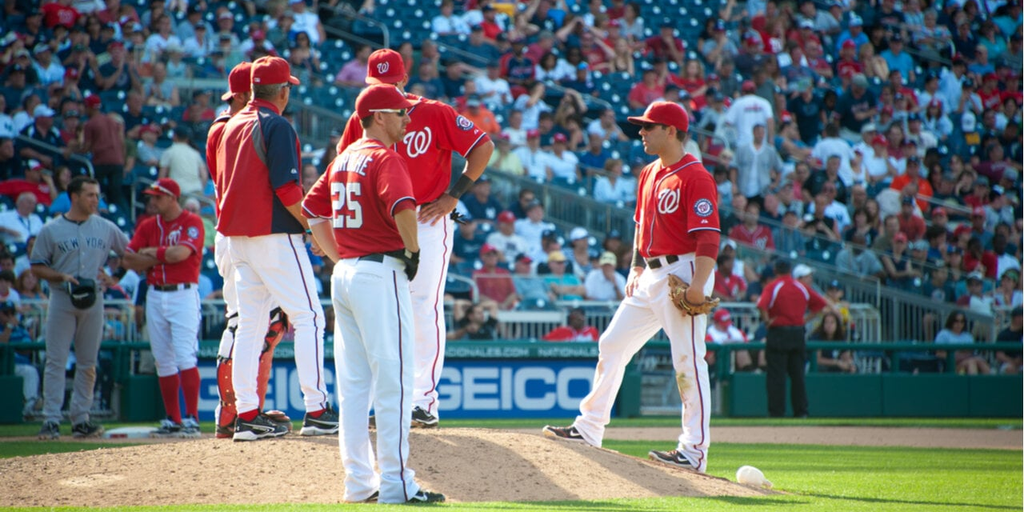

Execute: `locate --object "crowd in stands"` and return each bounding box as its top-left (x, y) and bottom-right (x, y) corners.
top-left (0, 0), bottom-right (1020, 368)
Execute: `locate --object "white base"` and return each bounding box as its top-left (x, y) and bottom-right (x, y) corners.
top-left (103, 426), bottom-right (158, 439)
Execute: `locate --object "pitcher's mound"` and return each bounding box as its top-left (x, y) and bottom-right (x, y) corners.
top-left (0, 428), bottom-right (768, 507)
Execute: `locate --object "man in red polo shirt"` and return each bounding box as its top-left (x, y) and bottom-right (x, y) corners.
top-left (81, 95), bottom-right (126, 209)
top-left (756, 261), bottom-right (830, 417)
top-left (544, 101), bottom-right (720, 474)
top-left (123, 178), bottom-right (204, 437)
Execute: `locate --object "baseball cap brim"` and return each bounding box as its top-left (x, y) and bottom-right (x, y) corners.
top-left (365, 73), bottom-right (404, 85)
top-left (220, 90), bottom-right (235, 101)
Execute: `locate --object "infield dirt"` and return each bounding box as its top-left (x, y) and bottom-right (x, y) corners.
top-left (0, 428), bottom-right (770, 507)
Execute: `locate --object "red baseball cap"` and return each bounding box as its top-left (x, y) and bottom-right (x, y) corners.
top-left (842, 39), bottom-right (856, 49)
top-left (972, 206), bottom-right (986, 216)
top-left (627, 101), bottom-right (689, 133)
top-left (713, 309), bottom-right (731, 324)
top-left (222, 62), bottom-right (252, 101)
top-left (552, 132), bottom-right (567, 143)
top-left (354, 83), bottom-right (415, 118)
top-left (893, 232), bottom-right (908, 243)
top-left (741, 80), bottom-right (756, 92)
top-left (527, 128), bottom-right (540, 138)
top-left (251, 56), bottom-right (299, 86)
top-left (64, 67), bottom-right (79, 79)
top-left (480, 243), bottom-right (499, 256)
top-left (143, 178), bottom-right (181, 198)
top-left (83, 95), bottom-right (101, 108)
top-left (366, 48), bottom-right (406, 85)
top-left (871, 134), bottom-right (887, 146)
top-left (932, 206), bottom-right (947, 217)
top-left (497, 210), bottom-right (516, 223)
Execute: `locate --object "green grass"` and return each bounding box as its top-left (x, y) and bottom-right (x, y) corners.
top-left (0, 419), bottom-right (1020, 512)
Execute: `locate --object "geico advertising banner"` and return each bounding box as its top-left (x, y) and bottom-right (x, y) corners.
top-left (193, 359), bottom-right (596, 420)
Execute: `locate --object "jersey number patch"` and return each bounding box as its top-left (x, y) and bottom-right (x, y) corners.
top-left (331, 182), bottom-right (364, 229)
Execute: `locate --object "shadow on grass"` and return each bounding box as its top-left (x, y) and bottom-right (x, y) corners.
top-left (799, 492), bottom-right (1019, 511)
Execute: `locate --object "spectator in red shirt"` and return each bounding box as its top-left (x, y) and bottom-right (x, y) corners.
top-left (962, 237), bottom-right (999, 279)
top-left (542, 307), bottom-right (599, 342)
top-left (963, 176), bottom-right (991, 209)
top-left (729, 201), bottom-right (776, 251)
top-left (0, 160), bottom-right (57, 206)
top-left (645, 20), bottom-right (685, 66)
top-left (628, 69), bottom-right (666, 109)
top-left (896, 194), bottom-right (926, 241)
top-left (889, 156), bottom-right (933, 211)
top-left (713, 253), bottom-right (748, 301)
top-left (473, 243), bottom-right (519, 310)
top-left (42, 0), bottom-right (81, 29)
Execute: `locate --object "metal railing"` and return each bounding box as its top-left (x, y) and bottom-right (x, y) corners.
top-left (328, 3), bottom-right (391, 49)
top-left (20, 298), bottom-right (139, 343)
top-left (15, 135), bottom-right (95, 178)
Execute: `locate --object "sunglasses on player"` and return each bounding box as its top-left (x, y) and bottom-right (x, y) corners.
top-left (370, 108), bottom-right (407, 116)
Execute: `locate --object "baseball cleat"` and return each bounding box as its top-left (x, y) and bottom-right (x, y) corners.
top-left (38, 421), bottom-right (60, 440)
top-left (215, 425), bottom-right (234, 439)
top-left (408, 489), bottom-right (446, 503)
top-left (648, 449), bottom-right (696, 469)
top-left (542, 425), bottom-right (587, 443)
top-left (233, 412), bottom-right (290, 441)
top-left (71, 420), bottom-right (104, 438)
top-left (181, 415), bottom-right (201, 438)
top-left (300, 405), bottom-right (339, 436)
top-left (151, 418), bottom-right (185, 438)
top-left (411, 407), bottom-right (438, 428)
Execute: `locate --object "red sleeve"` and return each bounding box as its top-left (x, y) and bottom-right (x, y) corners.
top-left (756, 279), bottom-right (775, 311)
top-left (542, 326), bottom-right (571, 341)
top-left (686, 169), bottom-right (720, 233)
top-left (693, 229), bottom-right (720, 259)
top-left (434, 103), bottom-right (490, 157)
top-left (127, 218), bottom-right (152, 253)
top-left (301, 161), bottom-right (335, 219)
top-left (177, 214), bottom-right (204, 254)
top-left (376, 152), bottom-right (415, 217)
top-left (585, 327), bottom-right (599, 341)
top-left (808, 288), bottom-right (828, 313)
top-left (274, 182), bottom-right (304, 206)
top-left (206, 120), bottom-right (226, 184)
top-left (336, 114), bottom-right (363, 154)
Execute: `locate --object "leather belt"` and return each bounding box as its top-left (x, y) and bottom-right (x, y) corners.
top-left (152, 283), bottom-right (193, 292)
top-left (646, 255), bottom-right (680, 269)
top-left (358, 253), bottom-right (386, 263)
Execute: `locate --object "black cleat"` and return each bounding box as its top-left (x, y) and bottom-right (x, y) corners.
top-left (71, 420), bottom-right (104, 438)
top-left (408, 489), bottom-right (445, 503)
top-left (38, 421), bottom-right (60, 440)
top-left (233, 412), bottom-right (290, 441)
top-left (542, 424), bottom-right (587, 443)
top-left (648, 449), bottom-right (696, 469)
top-left (300, 405), bottom-right (339, 436)
top-left (411, 407), bottom-right (438, 428)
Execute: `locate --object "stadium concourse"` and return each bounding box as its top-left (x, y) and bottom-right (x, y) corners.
top-left (0, 0), bottom-right (1020, 418)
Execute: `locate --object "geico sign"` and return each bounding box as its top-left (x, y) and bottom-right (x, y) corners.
top-left (437, 366), bottom-right (593, 411)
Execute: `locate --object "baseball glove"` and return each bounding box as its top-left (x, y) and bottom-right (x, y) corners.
top-left (264, 410), bottom-right (293, 432)
top-left (667, 274), bottom-right (720, 316)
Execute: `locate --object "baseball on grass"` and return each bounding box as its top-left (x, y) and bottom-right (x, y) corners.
top-left (736, 465), bottom-right (773, 489)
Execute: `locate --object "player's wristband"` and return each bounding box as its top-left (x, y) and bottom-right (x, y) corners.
top-left (305, 229), bottom-right (312, 235)
top-left (631, 249), bottom-right (645, 269)
top-left (447, 174), bottom-right (476, 200)
top-left (156, 247), bottom-right (168, 263)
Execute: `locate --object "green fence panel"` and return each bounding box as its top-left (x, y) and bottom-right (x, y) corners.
top-left (968, 375), bottom-right (1023, 418)
top-left (0, 376), bottom-right (23, 424)
top-left (881, 374), bottom-right (971, 417)
top-left (118, 375), bottom-right (164, 422)
top-left (805, 375), bottom-right (883, 417)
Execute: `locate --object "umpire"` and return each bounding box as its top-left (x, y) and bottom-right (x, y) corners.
top-left (32, 177), bottom-right (129, 439)
top-left (756, 261), bottom-right (829, 418)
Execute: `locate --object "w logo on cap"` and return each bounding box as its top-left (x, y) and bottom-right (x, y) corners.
top-left (377, 62), bottom-right (389, 74)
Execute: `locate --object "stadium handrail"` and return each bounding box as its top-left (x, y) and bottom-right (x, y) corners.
top-left (326, 2), bottom-right (391, 50)
top-left (16, 135), bottom-right (95, 179)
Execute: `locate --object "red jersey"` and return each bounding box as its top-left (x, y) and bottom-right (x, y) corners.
top-left (728, 224), bottom-right (775, 251)
top-left (472, 267), bottom-right (516, 304)
top-left (713, 270), bottom-right (747, 300)
top-left (42, 2), bottom-right (80, 28)
top-left (0, 180), bottom-right (53, 206)
top-left (756, 275), bottom-right (828, 327)
top-left (634, 153), bottom-right (720, 258)
top-left (215, 99), bottom-right (305, 237)
top-left (302, 138), bottom-right (416, 259)
top-left (205, 113), bottom-right (230, 218)
top-left (897, 213), bottom-right (926, 241)
top-left (963, 251), bottom-right (999, 279)
top-left (127, 211), bottom-right (204, 285)
top-left (978, 88), bottom-right (1002, 111)
top-left (336, 94), bottom-right (490, 204)
top-left (542, 325), bottom-right (599, 342)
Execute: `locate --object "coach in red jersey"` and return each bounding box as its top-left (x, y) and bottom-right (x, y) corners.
top-left (214, 56), bottom-right (335, 441)
top-left (544, 101), bottom-right (720, 474)
top-left (303, 84), bottom-right (444, 504)
top-left (756, 261), bottom-right (831, 418)
top-left (335, 49), bottom-right (494, 428)
top-left (123, 178), bottom-right (205, 437)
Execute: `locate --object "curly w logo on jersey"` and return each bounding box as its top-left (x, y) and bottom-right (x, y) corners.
top-left (657, 188), bottom-right (680, 214)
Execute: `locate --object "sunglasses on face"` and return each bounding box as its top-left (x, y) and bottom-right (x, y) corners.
top-left (370, 108), bottom-right (407, 116)
top-left (640, 123), bottom-right (666, 131)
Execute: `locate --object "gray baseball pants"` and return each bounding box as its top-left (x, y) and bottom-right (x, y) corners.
top-left (41, 292), bottom-right (105, 425)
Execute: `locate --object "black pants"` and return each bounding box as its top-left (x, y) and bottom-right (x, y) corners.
top-left (93, 164), bottom-right (124, 210)
top-left (766, 326), bottom-right (808, 418)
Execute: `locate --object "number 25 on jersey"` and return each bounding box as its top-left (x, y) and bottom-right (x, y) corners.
top-left (331, 182), bottom-right (363, 229)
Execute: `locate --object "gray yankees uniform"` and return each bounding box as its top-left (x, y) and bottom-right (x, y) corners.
top-left (31, 215), bottom-right (128, 426)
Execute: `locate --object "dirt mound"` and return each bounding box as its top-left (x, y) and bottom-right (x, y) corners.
top-left (0, 428), bottom-right (767, 507)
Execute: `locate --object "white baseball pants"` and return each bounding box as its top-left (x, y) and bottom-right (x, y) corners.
top-left (145, 286), bottom-right (201, 377)
top-left (213, 233), bottom-right (274, 359)
top-left (332, 256), bottom-right (421, 504)
top-left (226, 233), bottom-right (329, 414)
top-left (410, 213), bottom-right (454, 416)
top-left (574, 253), bottom-right (713, 473)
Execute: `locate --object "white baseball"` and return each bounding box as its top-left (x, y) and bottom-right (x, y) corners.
top-left (736, 465), bottom-right (773, 489)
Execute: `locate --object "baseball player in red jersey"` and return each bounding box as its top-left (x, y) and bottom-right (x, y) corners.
top-left (215, 56), bottom-right (337, 441)
top-left (335, 49), bottom-right (493, 427)
top-left (544, 102), bottom-right (720, 473)
top-left (206, 62), bottom-right (292, 438)
top-left (123, 178), bottom-right (204, 438)
top-left (303, 84), bottom-right (444, 504)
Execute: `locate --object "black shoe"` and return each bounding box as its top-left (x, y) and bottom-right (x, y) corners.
top-left (215, 424), bottom-right (234, 438)
top-left (408, 489), bottom-right (445, 503)
top-left (411, 407), bottom-right (438, 428)
top-left (648, 449), bottom-right (696, 469)
top-left (300, 405), bottom-right (339, 436)
top-left (38, 421), bottom-right (60, 440)
top-left (542, 424), bottom-right (586, 443)
top-left (364, 490), bottom-right (379, 503)
top-left (150, 418), bottom-right (184, 438)
top-left (71, 420), bottom-right (104, 438)
top-left (233, 412), bottom-right (290, 441)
